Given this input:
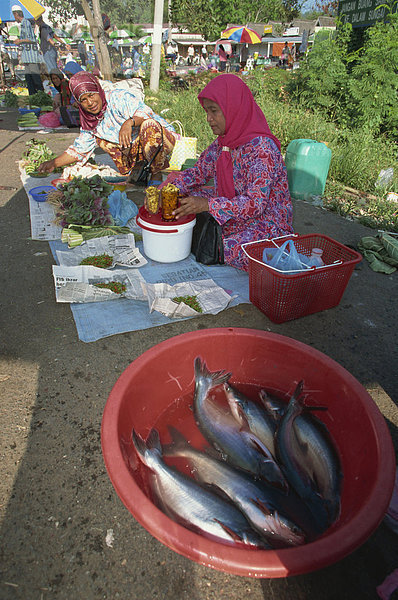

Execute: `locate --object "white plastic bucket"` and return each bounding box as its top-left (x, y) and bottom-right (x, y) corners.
top-left (136, 213), bottom-right (196, 263)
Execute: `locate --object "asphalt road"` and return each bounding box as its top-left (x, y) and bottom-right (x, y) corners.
top-left (0, 106), bottom-right (397, 600)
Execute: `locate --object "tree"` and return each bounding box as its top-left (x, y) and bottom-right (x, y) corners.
top-left (42, 0), bottom-right (132, 80)
top-left (170, 0), bottom-right (290, 41)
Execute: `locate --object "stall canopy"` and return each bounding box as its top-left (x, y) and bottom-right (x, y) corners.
top-left (0, 0), bottom-right (44, 21)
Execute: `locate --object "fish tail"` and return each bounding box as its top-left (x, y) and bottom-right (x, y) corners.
top-left (132, 428), bottom-right (162, 462)
top-left (194, 357), bottom-right (231, 390)
top-left (132, 429), bottom-right (147, 459)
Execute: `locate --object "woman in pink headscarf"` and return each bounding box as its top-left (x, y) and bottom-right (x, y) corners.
top-left (38, 72), bottom-right (176, 181)
top-left (167, 74), bottom-right (293, 270)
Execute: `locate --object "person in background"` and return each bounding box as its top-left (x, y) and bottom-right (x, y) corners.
top-left (63, 61), bottom-right (84, 78)
top-left (35, 15), bottom-right (69, 74)
top-left (187, 43), bottom-right (194, 65)
top-left (162, 74), bottom-right (293, 271)
top-left (77, 39), bottom-right (88, 66)
top-left (240, 44), bottom-right (248, 69)
top-left (201, 44), bottom-right (208, 61)
top-left (281, 42), bottom-right (291, 67)
top-left (218, 44), bottom-right (228, 72)
top-left (50, 68), bottom-right (79, 127)
top-left (38, 72), bottom-right (177, 181)
top-left (12, 5), bottom-right (43, 95)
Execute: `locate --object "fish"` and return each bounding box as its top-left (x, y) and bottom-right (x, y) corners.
top-left (193, 357), bottom-right (288, 490)
top-left (260, 388), bottom-right (342, 522)
top-left (274, 381), bottom-right (332, 534)
top-left (132, 428), bottom-right (267, 548)
top-left (164, 426), bottom-right (306, 547)
top-left (224, 382), bottom-right (278, 457)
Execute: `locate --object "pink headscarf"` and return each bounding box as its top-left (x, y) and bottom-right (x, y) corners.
top-left (69, 72), bottom-right (107, 131)
top-left (198, 74), bottom-right (281, 199)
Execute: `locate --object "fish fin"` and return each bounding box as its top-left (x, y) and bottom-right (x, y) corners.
top-left (203, 444), bottom-right (223, 460)
top-left (194, 356), bottom-right (231, 389)
top-left (146, 428), bottom-right (162, 452)
top-left (252, 497), bottom-right (272, 515)
top-left (243, 431), bottom-right (274, 461)
top-left (224, 384), bottom-right (244, 424)
top-left (163, 426), bottom-right (190, 457)
top-left (259, 390), bottom-right (283, 422)
top-left (213, 518), bottom-right (244, 543)
top-left (131, 429), bottom-right (147, 459)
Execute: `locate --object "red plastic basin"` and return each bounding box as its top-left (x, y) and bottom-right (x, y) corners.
top-left (101, 328), bottom-right (395, 578)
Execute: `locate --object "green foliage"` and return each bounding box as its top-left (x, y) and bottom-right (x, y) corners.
top-left (284, 15), bottom-right (398, 139)
top-left (286, 37), bottom-right (350, 124)
top-left (348, 13), bottom-right (398, 136)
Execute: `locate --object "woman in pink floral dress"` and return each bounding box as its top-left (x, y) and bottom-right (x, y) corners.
top-left (170, 74), bottom-right (293, 271)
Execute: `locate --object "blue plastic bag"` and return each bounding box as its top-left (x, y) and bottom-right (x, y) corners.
top-left (107, 190), bottom-right (138, 226)
top-left (263, 240), bottom-right (310, 273)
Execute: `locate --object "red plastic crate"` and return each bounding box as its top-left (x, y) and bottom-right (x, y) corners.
top-left (242, 234), bottom-right (362, 323)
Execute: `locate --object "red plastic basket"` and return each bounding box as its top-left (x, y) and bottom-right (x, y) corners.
top-left (242, 234), bottom-right (362, 323)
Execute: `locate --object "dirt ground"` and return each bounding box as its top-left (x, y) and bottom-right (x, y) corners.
top-left (0, 106), bottom-right (397, 600)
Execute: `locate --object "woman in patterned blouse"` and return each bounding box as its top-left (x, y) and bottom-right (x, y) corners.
top-left (38, 72), bottom-right (176, 180)
top-left (169, 74), bottom-right (293, 271)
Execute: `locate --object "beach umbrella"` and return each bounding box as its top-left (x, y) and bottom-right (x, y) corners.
top-left (221, 26), bottom-right (262, 44)
top-left (8, 25), bottom-right (20, 37)
top-left (109, 29), bottom-right (130, 39)
top-left (138, 34), bottom-right (152, 44)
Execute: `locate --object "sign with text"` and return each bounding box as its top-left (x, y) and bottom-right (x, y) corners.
top-left (338, 0), bottom-right (391, 27)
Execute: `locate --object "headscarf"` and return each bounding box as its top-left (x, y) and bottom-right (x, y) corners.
top-left (50, 68), bottom-right (71, 106)
top-left (198, 74), bottom-right (281, 200)
top-left (68, 71), bottom-right (107, 131)
top-left (63, 61), bottom-right (84, 76)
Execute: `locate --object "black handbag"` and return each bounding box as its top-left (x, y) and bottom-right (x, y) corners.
top-left (191, 212), bottom-right (224, 265)
top-left (131, 129), bottom-right (164, 187)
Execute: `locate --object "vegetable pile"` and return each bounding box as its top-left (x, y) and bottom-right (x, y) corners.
top-left (80, 254), bottom-right (113, 268)
top-left (94, 282), bottom-right (126, 294)
top-left (46, 175), bottom-right (114, 228)
top-left (25, 91), bottom-right (52, 107)
top-left (21, 139), bottom-right (63, 176)
top-left (61, 224), bottom-right (133, 248)
top-left (172, 295), bottom-right (202, 313)
top-left (4, 90), bottom-right (19, 107)
top-left (17, 111), bottom-right (39, 128)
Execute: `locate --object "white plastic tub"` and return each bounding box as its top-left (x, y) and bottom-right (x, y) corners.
top-left (136, 207), bottom-right (196, 263)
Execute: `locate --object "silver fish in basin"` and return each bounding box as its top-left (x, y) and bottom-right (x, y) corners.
top-left (164, 426), bottom-right (306, 548)
top-left (132, 428), bottom-right (269, 548)
top-left (193, 357), bottom-right (288, 490)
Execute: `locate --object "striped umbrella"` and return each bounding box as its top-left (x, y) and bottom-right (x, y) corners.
top-left (221, 26), bottom-right (262, 44)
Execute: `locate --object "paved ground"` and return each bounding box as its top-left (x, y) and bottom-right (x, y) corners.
top-left (0, 106), bottom-right (397, 600)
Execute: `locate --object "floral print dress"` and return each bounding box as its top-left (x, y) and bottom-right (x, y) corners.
top-left (65, 88), bottom-right (175, 164)
top-left (172, 136), bottom-right (293, 270)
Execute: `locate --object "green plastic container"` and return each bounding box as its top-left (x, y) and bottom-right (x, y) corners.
top-left (285, 139), bottom-right (332, 201)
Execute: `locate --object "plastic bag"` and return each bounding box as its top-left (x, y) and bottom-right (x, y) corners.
top-left (263, 240), bottom-right (309, 273)
top-left (38, 111), bottom-right (61, 128)
top-left (107, 190), bottom-right (138, 226)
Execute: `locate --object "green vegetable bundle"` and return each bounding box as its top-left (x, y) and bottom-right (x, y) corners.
top-left (21, 138), bottom-right (62, 174)
top-left (26, 91), bottom-right (52, 107)
top-left (17, 112), bottom-right (39, 127)
top-left (61, 224), bottom-right (132, 248)
top-left (4, 90), bottom-right (19, 107)
top-left (49, 176), bottom-right (114, 228)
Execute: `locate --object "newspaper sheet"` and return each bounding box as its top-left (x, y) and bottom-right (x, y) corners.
top-left (55, 234), bottom-right (147, 268)
top-left (53, 265), bottom-right (147, 303)
top-left (142, 278), bottom-right (233, 318)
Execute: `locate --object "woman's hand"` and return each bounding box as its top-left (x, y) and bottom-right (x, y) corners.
top-left (38, 159), bottom-right (56, 173)
top-left (173, 196), bottom-right (209, 219)
top-left (119, 119), bottom-right (134, 148)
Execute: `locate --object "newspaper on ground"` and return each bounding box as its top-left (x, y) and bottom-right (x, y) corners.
top-left (55, 234), bottom-right (147, 268)
top-left (141, 278), bottom-right (233, 318)
top-left (53, 265), bottom-right (147, 303)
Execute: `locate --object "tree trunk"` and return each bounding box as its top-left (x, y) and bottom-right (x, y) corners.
top-left (81, 0), bottom-right (113, 81)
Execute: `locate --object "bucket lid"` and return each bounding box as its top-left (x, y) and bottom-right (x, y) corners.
top-left (137, 206), bottom-right (196, 227)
